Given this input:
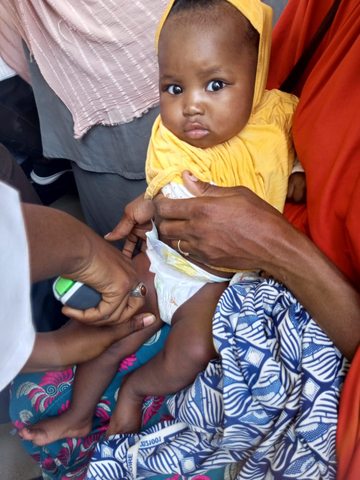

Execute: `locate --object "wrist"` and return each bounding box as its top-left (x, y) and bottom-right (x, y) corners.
top-left (262, 219), bottom-right (309, 283)
top-left (62, 226), bottom-right (95, 280)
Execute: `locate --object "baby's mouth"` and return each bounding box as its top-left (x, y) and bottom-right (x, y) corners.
top-left (184, 123), bottom-right (209, 140)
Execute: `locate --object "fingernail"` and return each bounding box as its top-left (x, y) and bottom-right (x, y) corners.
top-left (143, 314), bottom-right (156, 326)
top-left (104, 233), bottom-right (111, 238)
top-left (103, 315), bottom-right (110, 320)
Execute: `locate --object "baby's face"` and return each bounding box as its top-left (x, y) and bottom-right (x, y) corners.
top-left (158, 12), bottom-right (257, 149)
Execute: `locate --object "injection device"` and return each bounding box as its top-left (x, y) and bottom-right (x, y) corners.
top-left (53, 277), bottom-right (102, 309)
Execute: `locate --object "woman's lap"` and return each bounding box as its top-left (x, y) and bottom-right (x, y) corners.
top-left (87, 280), bottom-right (348, 480)
top-left (10, 280), bottom-right (347, 480)
top-left (10, 324), bottom-right (225, 480)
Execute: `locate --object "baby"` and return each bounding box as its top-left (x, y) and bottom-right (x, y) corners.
top-left (20, 0), bottom-right (304, 445)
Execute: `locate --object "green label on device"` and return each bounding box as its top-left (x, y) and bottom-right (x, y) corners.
top-left (55, 278), bottom-right (75, 296)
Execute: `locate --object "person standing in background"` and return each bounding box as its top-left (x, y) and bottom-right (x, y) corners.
top-left (0, 1), bottom-right (168, 249)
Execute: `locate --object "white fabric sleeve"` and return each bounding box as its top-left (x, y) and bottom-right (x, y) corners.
top-left (0, 182), bottom-right (35, 391)
top-left (291, 156), bottom-right (305, 174)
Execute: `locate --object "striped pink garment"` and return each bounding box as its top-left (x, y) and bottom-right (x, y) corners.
top-left (0, 5), bottom-right (30, 83)
top-left (0, 0), bottom-right (168, 138)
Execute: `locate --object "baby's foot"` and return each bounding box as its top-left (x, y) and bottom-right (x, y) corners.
top-left (106, 373), bottom-right (143, 438)
top-left (19, 407), bottom-right (93, 446)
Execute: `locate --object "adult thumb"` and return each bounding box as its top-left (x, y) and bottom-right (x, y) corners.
top-left (125, 313), bottom-right (157, 334)
top-left (182, 170), bottom-right (243, 197)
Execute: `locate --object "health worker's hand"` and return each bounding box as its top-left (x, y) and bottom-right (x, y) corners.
top-left (61, 239), bottom-right (146, 326)
top-left (23, 203), bottom-right (149, 327)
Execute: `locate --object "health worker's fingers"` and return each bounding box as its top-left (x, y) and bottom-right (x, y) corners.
top-left (62, 290), bottom-right (144, 326)
top-left (122, 312), bottom-right (157, 334)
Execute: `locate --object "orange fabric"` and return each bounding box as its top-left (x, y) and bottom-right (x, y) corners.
top-left (336, 346), bottom-right (360, 480)
top-left (266, 1), bottom-right (360, 478)
top-left (268, 0), bottom-right (360, 287)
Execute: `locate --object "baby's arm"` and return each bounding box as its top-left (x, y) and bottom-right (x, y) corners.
top-left (287, 157), bottom-right (307, 204)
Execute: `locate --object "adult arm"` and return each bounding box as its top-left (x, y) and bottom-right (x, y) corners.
top-left (154, 172), bottom-right (360, 360)
top-left (22, 203), bottom-right (145, 326)
top-left (22, 314), bottom-right (158, 373)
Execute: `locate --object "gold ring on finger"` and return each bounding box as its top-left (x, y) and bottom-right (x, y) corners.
top-left (178, 239), bottom-right (190, 257)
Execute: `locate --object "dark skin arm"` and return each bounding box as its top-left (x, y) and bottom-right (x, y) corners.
top-left (105, 193), bottom-right (154, 258)
top-left (19, 203), bottom-right (157, 371)
top-left (22, 203), bottom-right (145, 326)
top-left (22, 315), bottom-right (157, 373)
top-left (153, 172), bottom-right (360, 361)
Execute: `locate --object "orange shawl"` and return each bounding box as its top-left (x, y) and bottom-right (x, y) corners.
top-left (267, 1), bottom-right (360, 478)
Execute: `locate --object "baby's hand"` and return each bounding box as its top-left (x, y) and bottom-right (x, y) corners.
top-left (287, 172), bottom-right (307, 204)
top-left (105, 193), bottom-right (154, 257)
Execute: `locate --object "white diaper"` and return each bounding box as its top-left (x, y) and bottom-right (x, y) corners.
top-left (146, 224), bottom-right (229, 325)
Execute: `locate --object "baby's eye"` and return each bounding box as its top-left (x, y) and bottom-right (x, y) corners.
top-left (206, 80), bottom-right (226, 92)
top-left (167, 85), bottom-right (183, 95)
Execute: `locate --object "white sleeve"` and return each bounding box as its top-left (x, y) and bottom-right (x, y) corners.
top-left (0, 182), bottom-right (35, 391)
top-left (291, 156), bottom-right (305, 174)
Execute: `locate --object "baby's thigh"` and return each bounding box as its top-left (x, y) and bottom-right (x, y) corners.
top-left (172, 281), bottom-right (227, 328)
top-left (170, 282), bottom-right (228, 361)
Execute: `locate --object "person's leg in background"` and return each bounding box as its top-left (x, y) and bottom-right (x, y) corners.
top-left (0, 70), bottom-right (75, 205)
top-left (71, 165), bottom-right (147, 249)
top-left (23, 42), bottom-right (158, 248)
top-left (69, 103), bottom-right (158, 246)
top-left (0, 142), bottom-right (41, 204)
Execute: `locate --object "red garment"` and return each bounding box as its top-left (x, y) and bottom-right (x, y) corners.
top-left (267, 1), bottom-right (360, 478)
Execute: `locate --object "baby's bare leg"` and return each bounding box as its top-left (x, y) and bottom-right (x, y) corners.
top-left (106, 281), bottom-right (227, 436)
top-left (20, 253), bottom-right (162, 446)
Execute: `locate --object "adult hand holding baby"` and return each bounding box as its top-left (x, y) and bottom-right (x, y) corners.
top-left (155, 170), bottom-right (360, 360)
top-left (154, 170), bottom-right (289, 275)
